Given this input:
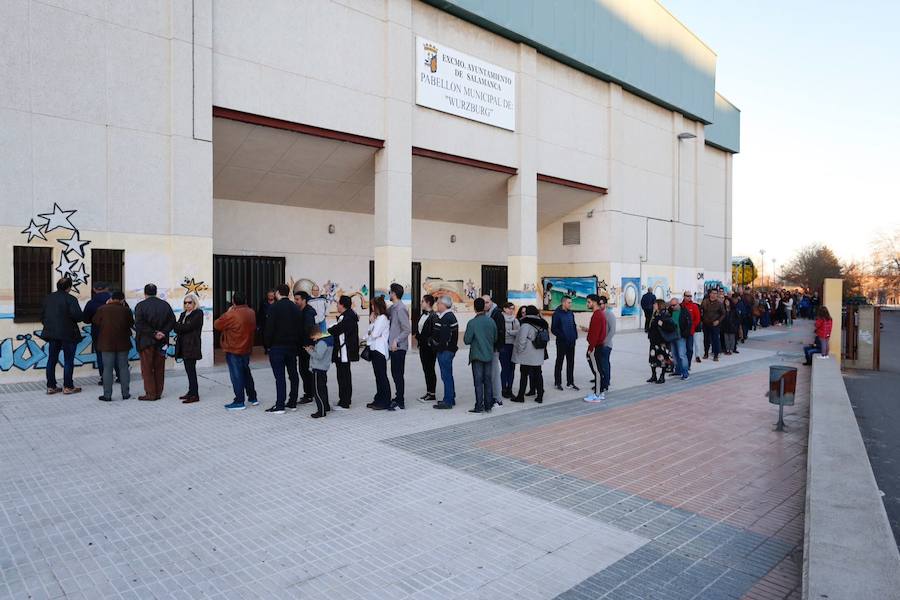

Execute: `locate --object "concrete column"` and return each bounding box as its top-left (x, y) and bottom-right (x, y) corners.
top-left (374, 0), bottom-right (413, 299)
top-left (823, 278), bottom-right (843, 366)
top-left (170, 0), bottom-right (214, 365)
top-left (507, 44), bottom-right (538, 305)
top-left (724, 152), bottom-right (734, 275)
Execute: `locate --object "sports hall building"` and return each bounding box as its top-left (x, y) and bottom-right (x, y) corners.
top-left (0, 0), bottom-right (740, 380)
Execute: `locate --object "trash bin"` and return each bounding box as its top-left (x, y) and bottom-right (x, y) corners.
top-left (769, 365), bottom-right (797, 432)
top-left (769, 366), bottom-right (797, 406)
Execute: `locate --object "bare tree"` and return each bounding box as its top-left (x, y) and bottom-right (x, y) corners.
top-left (868, 230), bottom-right (900, 303)
top-left (871, 230), bottom-right (900, 288)
top-left (781, 244), bottom-right (843, 291)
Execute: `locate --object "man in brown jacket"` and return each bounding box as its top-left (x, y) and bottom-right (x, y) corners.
top-left (700, 289), bottom-right (726, 361)
top-left (92, 291), bottom-right (134, 401)
top-left (214, 292), bottom-right (258, 411)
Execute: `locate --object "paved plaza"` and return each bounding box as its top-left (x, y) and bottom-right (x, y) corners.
top-left (0, 324), bottom-right (811, 600)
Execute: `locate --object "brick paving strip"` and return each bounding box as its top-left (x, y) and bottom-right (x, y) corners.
top-left (386, 352), bottom-right (810, 600)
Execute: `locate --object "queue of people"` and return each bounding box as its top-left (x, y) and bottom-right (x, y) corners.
top-left (644, 285), bottom-right (829, 384)
top-left (41, 276), bottom-right (621, 415)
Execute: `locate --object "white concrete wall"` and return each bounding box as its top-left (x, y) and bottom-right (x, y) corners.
top-left (212, 0), bottom-right (386, 140)
top-left (213, 197), bottom-right (506, 311)
top-left (0, 0), bottom-right (735, 382)
top-left (1, 0), bottom-right (212, 237)
top-left (0, 0), bottom-right (215, 382)
top-left (211, 0), bottom-right (733, 282)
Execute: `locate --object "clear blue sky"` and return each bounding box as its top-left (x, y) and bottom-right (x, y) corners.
top-left (663, 0), bottom-right (900, 273)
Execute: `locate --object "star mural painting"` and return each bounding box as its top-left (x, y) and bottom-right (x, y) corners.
top-left (58, 230), bottom-right (89, 258)
top-left (180, 277), bottom-right (210, 296)
top-left (22, 203), bottom-right (91, 293)
top-left (20, 219), bottom-right (47, 242)
top-left (37, 203), bottom-right (78, 233)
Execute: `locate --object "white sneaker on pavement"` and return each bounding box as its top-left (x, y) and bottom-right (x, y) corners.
top-left (583, 394), bottom-right (598, 402)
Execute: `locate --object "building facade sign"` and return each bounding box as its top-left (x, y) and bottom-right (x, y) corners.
top-left (415, 37), bottom-right (516, 131)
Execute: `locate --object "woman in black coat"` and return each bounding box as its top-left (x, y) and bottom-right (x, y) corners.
top-left (413, 294), bottom-right (438, 402)
top-left (648, 300), bottom-right (674, 384)
top-left (174, 293), bottom-right (204, 403)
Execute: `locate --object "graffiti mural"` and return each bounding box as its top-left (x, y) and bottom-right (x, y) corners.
top-left (21, 203), bottom-right (91, 292)
top-left (423, 277), bottom-right (476, 309)
top-left (646, 276), bottom-right (670, 301)
top-left (289, 278), bottom-right (370, 313)
top-left (0, 326), bottom-right (176, 373)
top-left (180, 277), bottom-right (209, 296)
top-left (704, 280), bottom-right (729, 293)
top-left (620, 277), bottom-right (640, 316)
top-left (541, 277), bottom-right (598, 311)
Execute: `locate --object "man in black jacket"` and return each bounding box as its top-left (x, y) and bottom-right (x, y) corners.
top-left (432, 296), bottom-right (459, 410)
top-left (482, 295), bottom-right (506, 406)
top-left (133, 283), bottom-right (176, 401)
top-left (264, 284), bottom-right (301, 413)
top-left (293, 290), bottom-right (318, 404)
top-left (82, 281), bottom-right (111, 383)
top-left (641, 287), bottom-right (656, 333)
top-left (41, 277), bottom-right (84, 394)
top-left (328, 295), bottom-right (359, 409)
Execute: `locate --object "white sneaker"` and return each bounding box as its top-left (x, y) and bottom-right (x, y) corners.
top-left (597, 392), bottom-right (606, 401)
top-left (583, 394), bottom-right (598, 402)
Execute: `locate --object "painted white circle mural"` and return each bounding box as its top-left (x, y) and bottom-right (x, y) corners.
top-left (623, 284), bottom-right (637, 308)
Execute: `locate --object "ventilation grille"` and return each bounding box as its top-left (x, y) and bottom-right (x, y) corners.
top-left (562, 221), bottom-right (581, 246)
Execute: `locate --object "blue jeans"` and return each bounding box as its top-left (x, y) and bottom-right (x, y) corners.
top-left (499, 343), bottom-right (514, 389)
top-left (437, 350), bottom-right (455, 405)
top-left (804, 338), bottom-right (827, 362)
top-left (669, 338), bottom-right (688, 376)
top-left (91, 330), bottom-right (103, 372)
top-left (471, 360), bottom-right (492, 411)
top-left (46, 340), bottom-right (76, 389)
top-left (268, 346), bottom-right (298, 410)
top-left (225, 352), bottom-right (254, 403)
top-left (599, 345), bottom-right (612, 390)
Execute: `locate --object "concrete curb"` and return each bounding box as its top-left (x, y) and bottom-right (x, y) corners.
top-left (803, 357), bottom-right (900, 600)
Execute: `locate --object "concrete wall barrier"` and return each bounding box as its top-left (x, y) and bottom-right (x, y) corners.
top-left (803, 357), bottom-right (900, 599)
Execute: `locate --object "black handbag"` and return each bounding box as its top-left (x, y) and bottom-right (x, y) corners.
top-left (360, 345), bottom-right (372, 361)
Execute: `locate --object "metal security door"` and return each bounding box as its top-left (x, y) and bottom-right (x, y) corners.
top-left (481, 264), bottom-right (508, 305)
top-left (411, 261), bottom-right (422, 325)
top-left (213, 255), bottom-right (285, 347)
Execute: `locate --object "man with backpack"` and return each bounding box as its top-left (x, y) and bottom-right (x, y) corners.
top-left (511, 305), bottom-right (549, 404)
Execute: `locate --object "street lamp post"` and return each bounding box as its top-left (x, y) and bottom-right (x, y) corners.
top-left (772, 258), bottom-right (777, 287)
top-left (759, 249), bottom-right (766, 287)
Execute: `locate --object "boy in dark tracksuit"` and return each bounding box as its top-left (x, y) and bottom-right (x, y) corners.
top-left (305, 326), bottom-right (333, 419)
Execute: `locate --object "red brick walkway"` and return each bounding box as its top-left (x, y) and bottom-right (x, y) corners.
top-left (481, 329), bottom-right (810, 599)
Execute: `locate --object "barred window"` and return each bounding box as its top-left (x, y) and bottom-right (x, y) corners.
top-left (13, 246), bottom-right (52, 322)
top-left (91, 249), bottom-right (124, 294)
top-left (563, 221), bottom-right (581, 246)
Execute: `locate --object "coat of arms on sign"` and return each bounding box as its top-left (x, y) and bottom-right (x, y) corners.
top-left (424, 42), bottom-right (438, 73)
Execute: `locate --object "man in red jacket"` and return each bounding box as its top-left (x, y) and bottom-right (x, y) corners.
top-left (682, 291), bottom-right (702, 365)
top-left (580, 293), bottom-right (607, 402)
